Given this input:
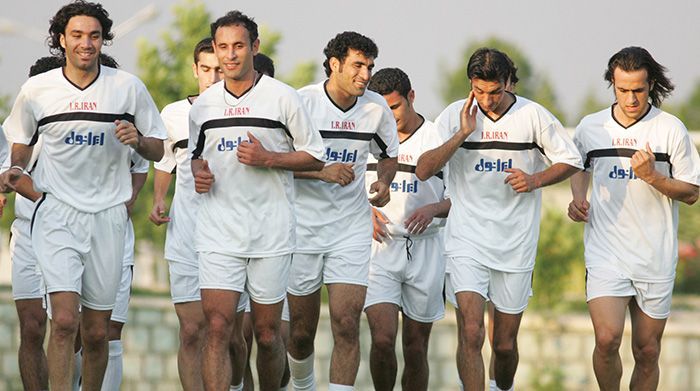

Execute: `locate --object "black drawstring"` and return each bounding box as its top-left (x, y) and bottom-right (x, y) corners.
top-left (403, 235), bottom-right (414, 262)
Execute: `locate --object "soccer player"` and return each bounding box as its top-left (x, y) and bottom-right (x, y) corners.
top-left (0, 1), bottom-right (166, 389)
top-left (289, 32), bottom-right (399, 390)
top-left (416, 48), bottom-right (582, 391)
top-left (189, 11), bottom-right (325, 391)
top-left (568, 47), bottom-right (700, 390)
top-left (149, 37), bottom-right (239, 391)
top-left (364, 67), bottom-right (450, 391)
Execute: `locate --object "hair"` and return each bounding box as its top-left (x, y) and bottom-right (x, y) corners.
top-left (29, 52), bottom-right (118, 77)
top-left (604, 46), bottom-right (674, 107)
top-left (467, 47), bottom-right (518, 85)
top-left (193, 38), bottom-right (214, 64)
top-left (254, 53), bottom-right (275, 77)
top-left (48, 1), bottom-right (113, 56)
top-left (210, 11), bottom-right (258, 45)
top-left (368, 68), bottom-right (412, 99)
top-left (322, 31), bottom-right (378, 77)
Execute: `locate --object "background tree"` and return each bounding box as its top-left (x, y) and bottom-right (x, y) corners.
top-left (440, 37), bottom-right (566, 123)
top-left (573, 88), bottom-right (608, 125)
top-left (676, 79), bottom-right (700, 130)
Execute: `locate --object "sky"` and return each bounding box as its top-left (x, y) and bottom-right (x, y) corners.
top-left (1, 0), bottom-right (698, 123)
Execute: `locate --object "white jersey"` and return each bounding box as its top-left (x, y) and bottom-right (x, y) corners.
top-left (3, 65), bottom-right (167, 213)
top-left (155, 97), bottom-right (200, 264)
top-left (0, 125), bottom-right (7, 168)
top-left (431, 94), bottom-right (582, 272)
top-left (366, 117), bottom-right (446, 237)
top-left (295, 81), bottom-right (399, 252)
top-left (189, 76), bottom-right (325, 257)
top-left (574, 105), bottom-right (700, 282)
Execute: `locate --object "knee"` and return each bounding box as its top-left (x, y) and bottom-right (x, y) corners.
top-left (458, 320), bottom-right (485, 352)
top-left (492, 337), bottom-right (517, 358)
top-left (206, 314), bottom-right (232, 341)
top-left (255, 324), bottom-right (280, 352)
top-left (19, 316), bottom-right (46, 343)
top-left (402, 338), bottom-right (428, 363)
top-left (632, 341), bottom-right (661, 366)
top-left (595, 329), bottom-right (622, 356)
top-left (332, 313), bottom-right (360, 344)
top-left (371, 332), bottom-right (396, 356)
top-left (81, 324), bottom-right (109, 347)
top-left (289, 322), bottom-right (315, 350)
top-left (50, 311), bottom-right (79, 339)
top-left (179, 319), bottom-right (205, 347)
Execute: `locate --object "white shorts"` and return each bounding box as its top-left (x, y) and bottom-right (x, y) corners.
top-left (199, 252), bottom-right (290, 305)
top-left (288, 245), bottom-right (371, 296)
top-left (364, 234), bottom-right (445, 323)
top-left (169, 260), bottom-right (201, 304)
top-left (32, 194), bottom-right (127, 311)
top-left (586, 266), bottom-right (674, 319)
top-left (10, 219), bottom-right (43, 300)
top-left (448, 257), bottom-right (532, 315)
top-left (111, 265), bottom-right (133, 323)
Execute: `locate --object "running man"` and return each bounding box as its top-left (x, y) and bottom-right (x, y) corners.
top-left (189, 11), bottom-right (325, 391)
top-left (1, 2), bottom-right (166, 388)
top-left (364, 67), bottom-right (450, 391)
top-left (289, 31), bottom-right (399, 391)
top-left (568, 46), bottom-right (700, 390)
top-left (416, 48), bottom-right (582, 391)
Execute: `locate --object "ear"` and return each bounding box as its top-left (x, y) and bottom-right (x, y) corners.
top-left (60, 33), bottom-right (66, 50)
top-left (192, 62), bottom-right (198, 79)
top-left (330, 57), bottom-right (341, 74)
top-left (252, 38), bottom-right (260, 56)
top-left (407, 89), bottom-right (415, 105)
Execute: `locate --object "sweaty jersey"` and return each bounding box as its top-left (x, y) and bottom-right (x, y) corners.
top-left (366, 117), bottom-right (446, 237)
top-left (574, 105), bottom-right (700, 282)
top-left (189, 76), bottom-right (325, 257)
top-left (4, 65), bottom-right (167, 213)
top-left (295, 81), bottom-right (399, 252)
top-left (431, 94), bottom-right (582, 272)
top-left (155, 97), bottom-right (200, 264)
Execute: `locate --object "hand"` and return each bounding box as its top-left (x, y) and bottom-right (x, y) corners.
top-left (459, 91), bottom-right (478, 138)
top-left (149, 199), bottom-right (171, 225)
top-left (567, 198), bottom-right (590, 222)
top-left (0, 167), bottom-right (22, 192)
top-left (194, 160), bottom-right (215, 193)
top-left (404, 204), bottom-right (436, 235)
top-left (321, 163), bottom-right (355, 186)
top-left (504, 168), bottom-right (539, 193)
top-left (371, 208), bottom-right (391, 243)
top-left (115, 120), bottom-right (140, 148)
top-left (368, 180), bottom-right (391, 207)
top-left (237, 132), bottom-right (271, 167)
top-left (631, 143), bottom-right (658, 183)
top-left (125, 198), bottom-right (137, 218)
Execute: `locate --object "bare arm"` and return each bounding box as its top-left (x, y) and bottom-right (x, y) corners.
top-left (237, 132), bottom-right (324, 172)
top-left (568, 171), bottom-right (591, 222)
top-left (416, 93), bottom-right (477, 181)
top-left (404, 198), bottom-right (452, 235)
top-left (115, 120), bottom-right (164, 161)
top-left (0, 143), bottom-right (34, 192)
top-left (632, 143), bottom-right (699, 205)
top-left (14, 175), bottom-right (42, 202)
top-left (149, 169), bottom-right (173, 225)
top-left (504, 163), bottom-right (581, 193)
top-left (126, 172), bottom-right (148, 217)
top-left (294, 163), bottom-right (355, 186)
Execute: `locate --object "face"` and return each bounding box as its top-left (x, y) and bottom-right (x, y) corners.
top-left (612, 67), bottom-right (650, 121)
top-left (470, 78), bottom-right (508, 113)
top-left (213, 24), bottom-right (259, 82)
top-left (60, 15), bottom-right (103, 72)
top-left (330, 49), bottom-right (374, 97)
top-left (192, 52), bottom-right (222, 93)
top-left (383, 90), bottom-right (415, 134)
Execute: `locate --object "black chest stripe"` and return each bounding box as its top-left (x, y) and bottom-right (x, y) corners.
top-left (193, 117), bottom-right (292, 159)
top-left (172, 139), bottom-right (188, 152)
top-left (319, 130), bottom-right (374, 141)
top-left (584, 148), bottom-right (670, 169)
top-left (460, 141), bottom-right (545, 155)
top-left (38, 112), bottom-right (135, 127)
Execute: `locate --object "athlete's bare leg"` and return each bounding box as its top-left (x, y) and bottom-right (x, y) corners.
top-left (174, 301), bottom-right (206, 391)
top-left (401, 314), bottom-right (433, 390)
top-left (250, 300), bottom-right (285, 391)
top-left (588, 296), bottom-right (629, 391)
top-left (79, 307), bottom-right (112, 390)
top-left (366, 303), bottom-right (399, 390)
top-left (242, 311), bottom-right (255, 391)
top-left (491, 309), bottom-right (524, 390)
top-left (230, 309), bottom-right (248, 389)
top-left (629, 300), bottom-right (666, 390)
top-left (46, 292), bottom-right (81, 389)
top-left (487, 302), bottom-right (495, 380)
top-left (327, 283), bottom-right (366, 385)
top-left (280, 319), bottom-right (290, 388)
top-left (202, 289), bottom-right (240, 390)
top-left (455, 291), bottom-right (486, 391)
top-left (287, 289), bottom-right (321, 361)
top-left (15, 298), bottom-right (48, 390)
